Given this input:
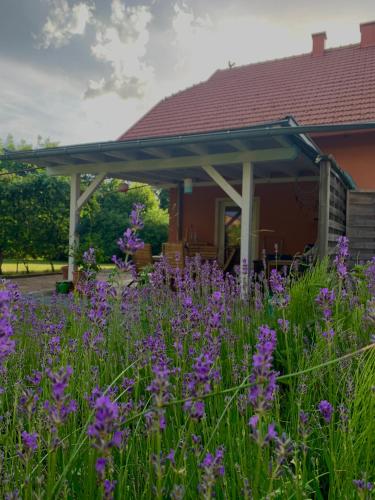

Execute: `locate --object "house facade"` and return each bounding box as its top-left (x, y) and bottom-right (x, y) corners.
top-left (118, 21), bottom-right (375, 264)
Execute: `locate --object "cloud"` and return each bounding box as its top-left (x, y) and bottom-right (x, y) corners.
top-left (38, 0), bottom-right (94, 49)
top-left (84, 0), bottom-right (154, 100)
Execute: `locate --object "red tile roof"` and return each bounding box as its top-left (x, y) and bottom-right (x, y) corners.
top-left (119, 43), bottom-right (375, 141)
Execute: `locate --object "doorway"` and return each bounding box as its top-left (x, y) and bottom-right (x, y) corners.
top-left (216, 198), bottom-right (260, 267)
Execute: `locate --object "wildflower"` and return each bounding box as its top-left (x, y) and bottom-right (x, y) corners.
top-left (316, 288), bottom-right (335, 320)
top-left (318, 400), bottom-right (334, 423)
top-left (248, 325), bottom-right (278, 414)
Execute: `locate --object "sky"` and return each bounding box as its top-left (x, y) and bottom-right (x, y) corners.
top-left (1, 0), bottom-right (374, 146)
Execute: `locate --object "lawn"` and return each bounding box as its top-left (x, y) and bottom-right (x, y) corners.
top-left (0, 236), bottom-right (374, 499)
top-left (0, 259), bottom-right (115, 275)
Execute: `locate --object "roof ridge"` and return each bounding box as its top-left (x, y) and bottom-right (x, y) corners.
top-left (214, 42), bottom-right (361, 75)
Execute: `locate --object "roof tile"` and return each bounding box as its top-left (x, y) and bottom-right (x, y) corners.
top-left (119, 44), bottom-right (375, 140)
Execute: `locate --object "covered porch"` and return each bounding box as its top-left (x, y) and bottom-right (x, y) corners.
top-left (0, 119), bottom-right (354, 279)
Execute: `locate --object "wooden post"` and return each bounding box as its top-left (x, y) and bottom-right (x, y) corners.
top-left (318, 159), bottom-right (331, 260)
top-left (68, 173), bottom-right (80, 281)
top-left (240, 161), bottom-right (254, 292)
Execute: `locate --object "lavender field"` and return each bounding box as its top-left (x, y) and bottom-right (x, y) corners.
top-left (0, 211), bottom-right (374, 499)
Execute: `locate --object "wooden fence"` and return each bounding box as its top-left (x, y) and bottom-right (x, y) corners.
top-left (347, 191), bottom-right (375, 263)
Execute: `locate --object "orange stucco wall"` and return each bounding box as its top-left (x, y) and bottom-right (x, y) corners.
top-left (169, 182), bottom-right (319, 257)
top-left (315, 131), bottom-right (375, 189)
top-left (167, 131), bottom-right (374, 256)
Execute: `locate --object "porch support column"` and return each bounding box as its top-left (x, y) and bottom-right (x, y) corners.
top-left (177, 182), bottom-right (184, 241)
top-left (68, 173), bottom-right (80, 281)
top-left (317, 159), bottom-right (331, 260)
top-left (240, 161), bottom-right (254, 289)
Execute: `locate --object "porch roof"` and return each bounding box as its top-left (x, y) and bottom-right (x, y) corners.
top-left (0, 118), bottom-right (357, 188)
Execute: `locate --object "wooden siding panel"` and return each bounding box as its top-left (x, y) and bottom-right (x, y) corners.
top-left (347, 191), bottom-right (375, 262)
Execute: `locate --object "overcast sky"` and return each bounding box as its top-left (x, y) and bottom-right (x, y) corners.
top-left (1, 0), bottom-right (374, 146)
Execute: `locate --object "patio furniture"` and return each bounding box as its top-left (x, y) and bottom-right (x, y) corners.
top-left (163, 242), bottom-right (185, 269)
top-left (133, 244), bottom-right (153, 273)
top-left (186, 243), bottom-right (218, 261)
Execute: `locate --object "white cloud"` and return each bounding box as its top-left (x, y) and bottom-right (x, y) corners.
top-left (38, 0), bottom-right (94, 49)
top-left (5, 1), bottom-right (375, 146)
top-left (85, 0), bottom-right (154, 100)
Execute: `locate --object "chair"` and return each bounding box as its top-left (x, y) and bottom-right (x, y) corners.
top-left (186, 243), bottom-right (218, 261)
top-left (163, 242), bottom-right (185, 269)
top-left (133, 244), bottom-right (153, 273)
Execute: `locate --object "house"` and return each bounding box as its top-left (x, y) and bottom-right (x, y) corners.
top-left (1, 21), bottom-right (375, 278)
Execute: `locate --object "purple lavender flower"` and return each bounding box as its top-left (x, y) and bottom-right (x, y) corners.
top-left (166, 448), bottom-right (175, 465)
top-left (130, 203), bottom-right (145, 229)
top-left (183, 352), bottom-right (218, 421)
top-left (269, 269), bottom-right (290, 309)
top-left (365, 257), bottom-right (375, 295)
top-left (334, 236), bottom-right (349, 279)
top-left (44, 365), bottom-right (77, 427)
top-left (146, 361), bottom-right (172, 431)
top-left (316, 288), bottom-right (335, 320)
top-left (248, 325), bottom-right (278, 414)
top-left (87, 395), bottom-right (123, 451)
top-left (21, 431), bottom-right (38, 453)
top-left (103, 479), bottom-right (117, 499)
top-left (318, 400), bottom-right (334, 423)
top-left (95, 457), bottom-right (107, 479)
top-left (353, 478), bottom-right (373, 491)
top-left (199, 447), bottom-right (225, 497)
top-left (277, 318), bottom-right (289, 333)
top-left (0, 290), bottom-right (16, 370)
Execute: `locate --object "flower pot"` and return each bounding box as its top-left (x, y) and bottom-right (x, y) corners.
top-left (73, 270), bottom-right (82, 286)
top-left (56, 280), bottom-right (73, 294)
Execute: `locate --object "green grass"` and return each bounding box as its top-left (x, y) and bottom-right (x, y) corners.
top-left (0, 260), bottom-right (115, 275)
top-left (0, 259), bottom-right (374, 499)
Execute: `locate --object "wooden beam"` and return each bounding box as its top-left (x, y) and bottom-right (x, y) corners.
top-left (317, 159), bottom-right (331, 260)
top-left (182, 144), bottom-right (209, 155)
top-left (141, 147), bottom-right (171, 158)
top-left (46, 147), bottom-right (298, 176)
top-left (71, 153), bottom-right (108, 163)
top-left (103, 150), bottom-right (138, 161)
top-left (77, 173), bottom-right (106, 210)
top-left (68, 174), bottom-right (80, 281)
top-left (229, 139), bottom-right (249, 151)
top-left (202, 164), bottom-right (243, 208)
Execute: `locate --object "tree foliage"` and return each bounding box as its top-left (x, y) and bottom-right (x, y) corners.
top-left (0, 138), bottom-right (169, 269)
